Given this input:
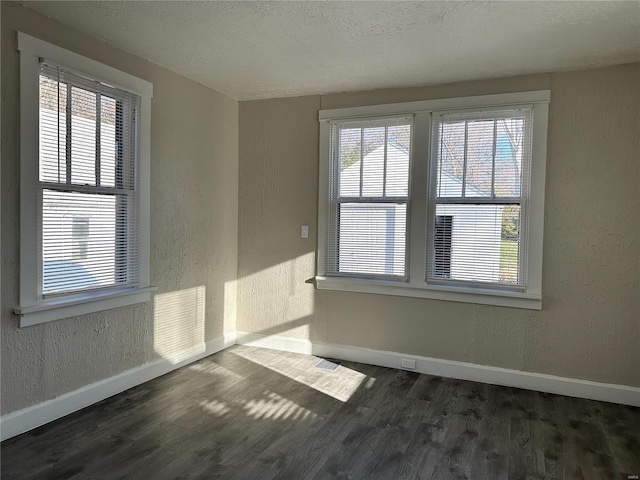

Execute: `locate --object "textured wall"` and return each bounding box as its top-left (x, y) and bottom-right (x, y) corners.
top-left (238, 65), bottom-right (640, 388)
top-left (1, 3), bottom-right (239, 414)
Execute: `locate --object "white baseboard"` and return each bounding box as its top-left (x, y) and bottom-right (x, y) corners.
top-left (3, 329), bottom-right (637, 442)
top-left (0, 332), bottom-right (237, 442)
top-left (236, 331), bottom-right (640, 408)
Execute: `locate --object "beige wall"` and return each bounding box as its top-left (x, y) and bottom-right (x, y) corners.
top-left (1, 2), bottom-right (638, 418)
top-left (238, 64), bottom-right (640, 388)
top-left (1, 2), bottom-right (239, 414)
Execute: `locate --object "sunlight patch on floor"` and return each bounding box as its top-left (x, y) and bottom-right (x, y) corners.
top-left (200, 399), bottom-right (231, 417)
top-left (242, 391), bottom-right (315, 422)
top-left (233, 347), bottom-right (368, 402)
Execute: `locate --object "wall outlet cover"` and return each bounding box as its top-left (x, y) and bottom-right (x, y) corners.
top-left (401, 358), bottom-right (417, 370)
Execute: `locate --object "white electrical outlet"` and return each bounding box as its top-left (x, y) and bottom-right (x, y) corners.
top-left (301, 225), bottom-right (309, 238)
top-left (401, 358), bottom-right (416, 370)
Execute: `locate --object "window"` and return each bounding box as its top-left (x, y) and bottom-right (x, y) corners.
top-left (327, 118), bottom-right (411, 278)
top-left (428, 109), bottom-right (531, 288)
top-left (15, 33), bottom-right (155, 326)
top-left (317, 92), bottom-right (549, 310)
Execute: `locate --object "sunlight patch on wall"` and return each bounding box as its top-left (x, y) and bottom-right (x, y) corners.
top-left (238, 252), bottom-right (316, 337)
top-left (154, 286), bottom-right (206, 364)
top-left (224, 278), bottom-right (237, 335)
top-left (281, 323), bottom-right (310, 341)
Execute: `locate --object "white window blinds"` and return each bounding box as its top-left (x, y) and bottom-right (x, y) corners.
top-left (326, 118), bottom-right (412, 278)
top-left (39, 63), bottom-right (141, 296)
top-left (428, 108), bottom-right (533, 288)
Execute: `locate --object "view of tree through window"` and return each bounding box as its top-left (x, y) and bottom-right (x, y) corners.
top-left (432, 112), bottom-right (528, 285)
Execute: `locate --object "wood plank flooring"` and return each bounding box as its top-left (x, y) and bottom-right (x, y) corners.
top-left (2, 345), bottom-right (639, 480)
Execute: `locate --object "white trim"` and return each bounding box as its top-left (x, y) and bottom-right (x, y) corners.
top-left (0, 333), bottom-right (236, 441)
top-left (407, 112), bottom-right (430, 287)
top-left (18, 32), bottom-right (41, 311)
top-left (319, 90), bottom-right (551, 121)
top-left (14, 286), bottom-right (159, 327)
top-left (315, 276), bottom-right (542, 310)
top-left (316, 91), bottom-right (549, 309)
top-left (527, 102), bottom-right (549, 295)
top-left (2, 330), bottom-right (637, 441)
top-left (138, 93), bottom-right (152, 288)
top-left (17, 33), bottom-right (153, 97)
top-left (16, 33), bottom-right (154, 324)
top-left (316, 120), bottom-right (330, 276)
top-left (236, 331), bottom-right (640, 407)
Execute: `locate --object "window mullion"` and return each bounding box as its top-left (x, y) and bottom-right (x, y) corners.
top-left (461, 120), bottom-right (468, 198)
top-left (56, 71), bottom-right (62, 184)
top-left (65, 83), bottom-right (72, 184)
top-left (359, 128), bottom-right (364, 197)
top-left (408, 112), bottom-right (430, 286)
top-left (491, 119), bottom-right (497, 198)
top-left (382, 126), bottom-right (387, 198)
top-left (95, 93), bottom-right (101, 187)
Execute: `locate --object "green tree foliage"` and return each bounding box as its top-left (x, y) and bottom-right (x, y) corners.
top-left (501, 205), bottom-right (520, 240)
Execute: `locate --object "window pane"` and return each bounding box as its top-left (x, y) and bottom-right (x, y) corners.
top-left (39, 76), bottom-right (67, 183)
top-left (361, 127), bottom-right (385, 196)
top-left (465, 119), bottom-right (493, 197)
top-left (499, 205), bottom-right (521, 283)
top-left (437, 114), bottom-right (527, 200)
top-left (337, 123), bottom-right (411, 198)
top-left (100, 95), bottom-right (118, 187)
top-left (337, 203), bottom-right (406, 276)
top-left (495, 118), bottom-right (524, 197)
top-left (385, 125), bottom-right (410, 197)
top-left (70, 86), bottom-right (97, 186)
top-left (338, 128), bottom-right (361, 197)
top-left (42, 189), bottom-right (124, 294)
top-left (431, 204), bottom-right (520, 284)
top-left (437, 121), bottom-right (465, 197)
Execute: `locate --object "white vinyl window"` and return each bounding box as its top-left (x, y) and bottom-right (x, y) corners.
top-left (317, 92), bottom-right (549, 310)
top-left (427, 108), bottom-right (532, 288)
top-left (327, 117), bottom-right (412, 279)
top-left (15, 33), bottom-right (155, 326)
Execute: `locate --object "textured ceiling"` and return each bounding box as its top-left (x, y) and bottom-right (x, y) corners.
top-left (23, 1), bottom-right (640, 100)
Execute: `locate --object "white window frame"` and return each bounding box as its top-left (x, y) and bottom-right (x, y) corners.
top-left (316, 91), bottom-right (549, 310)
top-left (326, 116), bottom-right (413, 280)
top-left (14, 33), bottom-right (155, 326)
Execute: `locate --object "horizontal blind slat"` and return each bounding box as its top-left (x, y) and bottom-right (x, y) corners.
top-left (327, 118), bottom-right (412, 278)
top-left (39, 61), bottom-right (141, 297)
top-left (428, 108), bottom-right (532, 287)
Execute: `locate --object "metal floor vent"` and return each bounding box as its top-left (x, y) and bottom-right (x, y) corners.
top-left (314, 359), bottom-right (340, 371)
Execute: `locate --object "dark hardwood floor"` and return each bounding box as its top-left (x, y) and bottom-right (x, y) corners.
top-left (2, 345), bottom-right (639, 480)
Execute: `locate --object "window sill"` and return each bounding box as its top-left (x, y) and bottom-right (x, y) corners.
top-left (14, 285), bottom-right (158, 327)
top-left (315, 276), bottom-right (542, 310)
